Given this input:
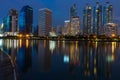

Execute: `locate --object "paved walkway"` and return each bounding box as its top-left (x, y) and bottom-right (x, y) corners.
top-left (0, 50), bottom-right (17, 80)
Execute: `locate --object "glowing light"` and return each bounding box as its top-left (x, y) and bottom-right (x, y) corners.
top-left (64, 55), bottom-right (69, 63)
top-left (26, 39), bottom-right (29, 48)
top-left (19, 39), bottom-right (22, 48)
top-left (49, 32), bottom-right (57, 37)
top-left (49, 41), bottom-right (56, 53)
top-left (13, 40), bottom-right (19, 48)
top-left (44, 40), bottom-right (46, 48)
top-left (94, 67), bottom-right (97, 75)
top-left (75, 41), bottom-right (78, 49)
top-left (1, 23), bottom-right (3, 28)
top-left (107, 55), bottom-right (114, 62)
top-left (19, 34), bottom-right (22, 37)
top-left (111, 34), bottom-right (115, 37)
top-left (112, 42), bottom-right (116, 54)
top-left (0, 39), bottom-right (2, 47)
top-left (26, 34), bottom-right (29, 37)
top-left (62, 41), bottom-right (65, 48)
top-left (0, 34), bottom-right (3, 37)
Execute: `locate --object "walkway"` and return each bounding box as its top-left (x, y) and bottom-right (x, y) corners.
top-left (0, 50), bottom-right (17, 80)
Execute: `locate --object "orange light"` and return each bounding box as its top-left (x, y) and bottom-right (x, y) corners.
top-left (93, 35), bottom-right (96, 38)
top-left (111, 34), bottom-right (115, 37)
top-left (26, 34), bottom-right (29, 37)
top-left (19, 34), bottom-right (22, 37)
top-left (26, 39), bottom-right (29, 48)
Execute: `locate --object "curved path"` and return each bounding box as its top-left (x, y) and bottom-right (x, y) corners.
top-left (0, 50), bottom-right (17, 80)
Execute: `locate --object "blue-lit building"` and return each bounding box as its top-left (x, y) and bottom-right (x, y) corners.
top-left (70, 4), bottom-right (78, 18)
top-left (19, 5), bottom-right (33, 34)
top-left (93, 2), bottom-right (102, 35)
top-left (83, 4), bottom-right (92, 35)
top-left (3, 9), bottom-right (18, 35)
top-left (3, 16), bottom-right (10, 32)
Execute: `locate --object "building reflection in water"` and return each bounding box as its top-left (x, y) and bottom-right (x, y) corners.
top-left (0, 39), bottom-right (119, 80)
top-left (38, 40), bottom-right (51, 72)
top-left (49, 40), bottom-right (56, 54)
top-left (2, 39), bottom-right (32, 74)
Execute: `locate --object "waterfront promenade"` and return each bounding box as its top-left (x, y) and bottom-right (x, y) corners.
top-left (0, 50), bottom-right (17, 80)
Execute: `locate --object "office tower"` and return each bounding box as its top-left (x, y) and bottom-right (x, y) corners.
top-left (3, 9), bottom-right (18, 36)
top-left (70, 4), bottom-right (80, 36)
top-left (3, 16), bottom-right (10, 33)
top-left (63, 20), bottom-right (70, 35)
top-left (93, 2), bottom-right (102, 35)
top-left (70, 17), bottom-right (80, 36)
top-left (19, 5), bottom-right (33, 34)
top-left (103, 2), bottom-right (113, 25)
top-left (70, 4), bottom-right (78, 18)
top-left (38, 8), bottom-right (52, 36)
top-left (83, 4), bottom-right (92, 35)
top-left (104, 23), bottom-right (117, 37)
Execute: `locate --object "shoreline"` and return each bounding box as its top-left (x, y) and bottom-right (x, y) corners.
top-left (0, 36), bottom-right (120, 42)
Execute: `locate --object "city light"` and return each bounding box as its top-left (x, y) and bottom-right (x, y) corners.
top-left (112, 34), bottom-right (115, 37)
top-left (63, 55), bottom-right (69, 63)
top-left (49, 41), bottom-right (56, 53)
top-left (19, 34), bottom-right (22, 37)
top-left (26, 34), bottom-right (29, 37)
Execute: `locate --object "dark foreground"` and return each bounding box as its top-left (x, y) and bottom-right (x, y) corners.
top-left (0, 50), bottom-right (17, 80)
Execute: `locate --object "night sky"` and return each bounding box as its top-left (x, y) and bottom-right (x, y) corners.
top-left (0, 0), bottom-right (120, 27)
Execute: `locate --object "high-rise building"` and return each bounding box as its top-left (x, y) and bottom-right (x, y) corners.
top-left (70, 4), bottom-right (80, 36)
top-left (83, 4), bottom-right (92, 35)
top-left (38, 8), bottom-right (52, 36)
top-left (103, 2), bottom-right (113, 25)
top-left (63, 20), bottom-right (70, 35)
top-left (19, 5), bottom-right (33, 34)
top-left (93, 2), bottom-right (102, 35)
top-left (3, 9), bottom-right (18, 36)
top-left (70, 17), bottom-right (80, 36)
top-left (70, 4), bottom-right (78, 18)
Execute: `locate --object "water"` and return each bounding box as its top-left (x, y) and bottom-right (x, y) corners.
top-left (1, 39), bottom-right (120, 80)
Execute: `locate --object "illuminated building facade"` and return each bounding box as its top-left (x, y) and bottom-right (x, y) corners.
top-left (103, 2), bottom-right (113, 25)
top-left (103, 23), bottom-right (117, 37)
top-left (19, 5), bottom-right (33, 34)
top-left (38, 8), bottom-right (52, 36)
top-left (70, 4), bottom-right (80, 36)
top-left (83, 4), bottom-right (92, 35)
top-left (3, 9), bottom-right (18, 35)
top-left (70, 17), bottom-right (80, 36)
top-left (63, 20), bottom-right (70, 35)
top-left (93, 2), bottom-right (102, 35)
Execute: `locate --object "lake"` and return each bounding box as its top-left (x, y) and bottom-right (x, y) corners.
top-left (1, 39), bottom-right (120, 80)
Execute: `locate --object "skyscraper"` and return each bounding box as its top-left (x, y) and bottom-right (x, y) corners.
top-left (70, 4), bottom-right (80, 36)
top-left (19, 5), bottom-right (33, 34)
top-left (83, 4), bottom-right (92, 35)
top-left (93, 2), bottom-right (102, 35)
top-left (3, 9), bottom-right (18, 36)
top-left (103, 2), bottom-right (113, 25)
top-left (70, 4), bottom-right (78, 18)
top-left (63, 20), bottom-right (70, 35)
top-left (38, 8), bottom-right (52, 36)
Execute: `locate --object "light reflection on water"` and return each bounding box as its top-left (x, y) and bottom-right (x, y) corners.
top-left (1, 39), bottom-right (120, 80)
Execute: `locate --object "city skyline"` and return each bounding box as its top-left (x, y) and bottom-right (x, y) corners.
top-left (0, 0), bottom-right (120, 26)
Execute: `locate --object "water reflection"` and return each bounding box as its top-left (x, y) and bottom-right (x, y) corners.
top-left (0, 39), bottom-right (120, 80)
